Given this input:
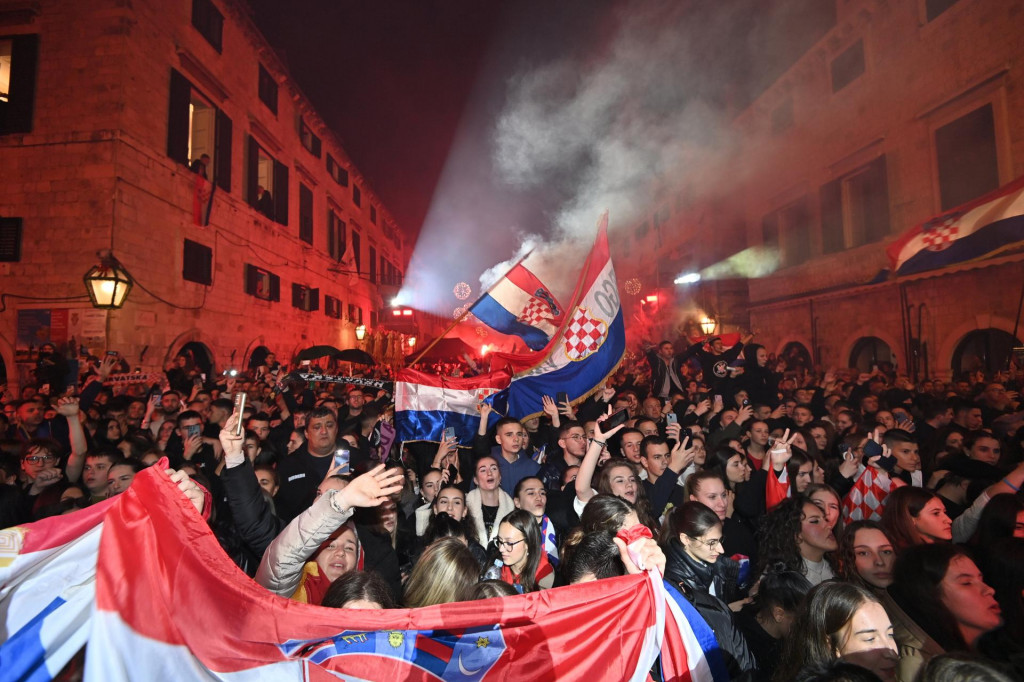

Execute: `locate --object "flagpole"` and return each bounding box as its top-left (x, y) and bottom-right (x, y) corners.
top-left (409, 248), bottom-right (535, 365)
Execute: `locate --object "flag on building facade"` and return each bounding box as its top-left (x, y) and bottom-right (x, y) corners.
top-left (192, 174), bottom-right (216, 226)
top-left (886, 175), bottom-right (1024, 275)
top-left (469, 260), bottom-right (565, 351)
top-left (0, 466), bottom-right (721, 681)
top-left (489, 213), bottom-right (626, 420)
top-left (394, 368), bottom-right (511, 444)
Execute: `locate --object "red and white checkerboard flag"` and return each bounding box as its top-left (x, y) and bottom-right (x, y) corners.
top-left (842, 466), bottom-right (905, 522)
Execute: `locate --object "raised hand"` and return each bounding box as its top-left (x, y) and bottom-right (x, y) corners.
top-left (167, 468), bottom-right (206, 515)
top-left (218, 412), bottom-right (244, 463)
top-left (56, 396), bottom-right (80, 417)
top-left (768, 428), bottom-right (797, 469)
top-left (669, 436), bottom-right (696, 473)
top-left (337, 464), bottom-right (405, 509)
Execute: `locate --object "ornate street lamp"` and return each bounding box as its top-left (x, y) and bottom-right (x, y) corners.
top-left (699, 315), bottom-right (717, 336)
top-left (355, 324), bottom-right (366, 341)
top-left (408, 336), bottom-right (417, 349)
top-left (83, 251), bottom-right (133, 309)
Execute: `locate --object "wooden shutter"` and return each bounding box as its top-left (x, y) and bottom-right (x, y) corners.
top-left (273, 160), bottom-right (289, 225)
top-left (214, 109), bottom-right (232, 192)
top-left (166, 68), bottom-right (192, 165)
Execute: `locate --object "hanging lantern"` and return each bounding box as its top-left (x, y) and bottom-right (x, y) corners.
top-left (83, 251), bottom-right (133, 309)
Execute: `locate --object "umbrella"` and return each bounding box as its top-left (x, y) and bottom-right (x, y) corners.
top-left (406, 337), bottom-right (474, 362)
top-left (295, 345), bottom-right (344, 361)
top-left (334, 348), bottom-right (376, 366)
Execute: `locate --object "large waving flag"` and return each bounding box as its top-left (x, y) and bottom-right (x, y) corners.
top-left (0, 465), bottom-right (722, 681)
top-left (469, 258), bottom-right (565, 351)
top-left (886, 174), bottom-right (1024, 275)
top-left (491, 213), bottom-right (625, 420)
top-left (394, 368), bottom-right (511, 444)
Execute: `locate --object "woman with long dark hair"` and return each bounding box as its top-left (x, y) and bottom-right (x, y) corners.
top-left (758, 496), bottom-right (838, 586)
top-left (663, 501), bottom-right (756, 679)
top-left (887, 544), bottom-right (1005, 681)
top-left (774, 582), bottom-right (898, 682)
top-left (837, 520), bottom-right (895, 591)
top-left (880, 487), bottom-right (952, 551)
top-left (496, 509), bottom-right (553, 592)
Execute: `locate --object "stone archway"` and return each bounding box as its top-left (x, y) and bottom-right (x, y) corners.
top-left (950, 328), bottom-right (1021, 379)
top-left (937, 315), bottom-right (1020, 381)
top-left (848, 336), bottom-right (894, 374)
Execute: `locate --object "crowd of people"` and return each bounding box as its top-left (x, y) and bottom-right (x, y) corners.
top-left (2, 334), bottom-right (1023, 681)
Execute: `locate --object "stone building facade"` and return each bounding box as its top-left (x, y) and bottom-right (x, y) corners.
top-left (615, 0), bottom-right (1024, 380)
top-left (0, 0), bottom-right (410, 388)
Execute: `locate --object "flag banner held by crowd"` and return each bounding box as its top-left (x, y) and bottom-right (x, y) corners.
top-left (490, 213), bottom-right (625, 420)
top-left (886, 174), bottom-right (1024, 275)
top-left (0, 466), bottom-right (725, 681)
top-left (394, 368), bottom-right (511, 444)
top-left (192, 174), bottom-right (215, 227)
top-left (469, 258), bottom-right (565, 351)
top-left (102, 372), bottom-right (164, 386)
top-left (0, 497), bottom-right (114, 682)
top-left (842, 465), bottom-right (905, 522)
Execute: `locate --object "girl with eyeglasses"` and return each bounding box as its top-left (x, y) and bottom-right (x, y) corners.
top-left (495, 509), bottom-right (553, 592)
top-left (662, 501), bottom-right (756, 678)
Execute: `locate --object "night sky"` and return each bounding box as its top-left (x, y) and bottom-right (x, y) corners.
top-left (248, 0), bottom-right (836, 305)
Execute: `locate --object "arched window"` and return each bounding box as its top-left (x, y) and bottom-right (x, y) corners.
top-left (248, 345), bottom-right (271, 370)
top-left (177, 341), bottom-right (215, 379)
top-left (780, 341), bottom-right (812, 374)
top-left (951, 329), bottom-right (1021, 380)
top-left (849, 337), bottom-right (893, 374)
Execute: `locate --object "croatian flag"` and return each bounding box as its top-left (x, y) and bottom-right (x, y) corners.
top-left (886, 174), bottom-right (1024, 275)
top-left (491, 213), bottom-right (626, 420)
top-left (469, 260), bottom-right (564, 351)
top-left (0, 466), bottom-right (711, 681)
top-left (394, 368), bottom-right (511, 444)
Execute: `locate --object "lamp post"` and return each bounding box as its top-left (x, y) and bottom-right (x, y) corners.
top-left (699, 315), bottom-right (717, 337)
top-left (83, 251), bottom-right (133, 309)
top-left (355, 325), bottom-right (366, 341)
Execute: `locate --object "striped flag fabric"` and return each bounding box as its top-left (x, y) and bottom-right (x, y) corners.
top-left (490, 213), bottom-right (626, 421)
top-left (469, 260), bottom-right (565, 351)
top-left (394, 368), bottom-right (512, 444)
top-left (0, 465), bottom-right (718, 681)
top-left (886, 174), bottom-right (1024, 275)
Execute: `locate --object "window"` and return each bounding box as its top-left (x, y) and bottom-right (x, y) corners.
top-left (820, 155), bottom-right (890, 253)
top-left (327, 154), bottom-right (349, 187)
top-left (191, 0), bottom-right (223, 53)
top-left (935, 103), bottom-right (999, 211)
top-left (347, 304), bottom-right (363, 325)
top-left (380, 255), bottom-right (388, 285)
top-left (830, 40), bottom-right (865, 93)
top-left (926, 0), bottom-right (960, 22)
top-left (244, 264), bottom-right (280, 302)
top-left (291, 283), bottom-right (319, 312)
top-left (0, 217), bottom-right (22, 262)
top-left (326, 209), bottom-right (345, 261)
top-left (351, 229), bottom-right (361, 273)
top-left (763, 197), bottom-right (811, 267)
top-left (299, 118), bottom-right (321, 157)
top-left (0, 34), bottom-right (38, 135)
top-left (299, 183), bottom-right (313, 245)
top-left (324, 295), bottom-right (342, 319)
top-left (370, 311), bottom-right (378, 327)
top-left (352, 184), bottom-right (361, 207)
top-left (182, 239), bottom-right (212, 285)
top-left (771, 98), bottom-right (793, 135)
top-left (369, 246), bottom-right (377, 283)
top-left (167, 68), bottom-right (232, 192)
top-left (257, 64), bottom-right (277, 115)
top-left (246, 135), bottom-right (288, 224)
top-left (370, 205), bottom-right (377, 224)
